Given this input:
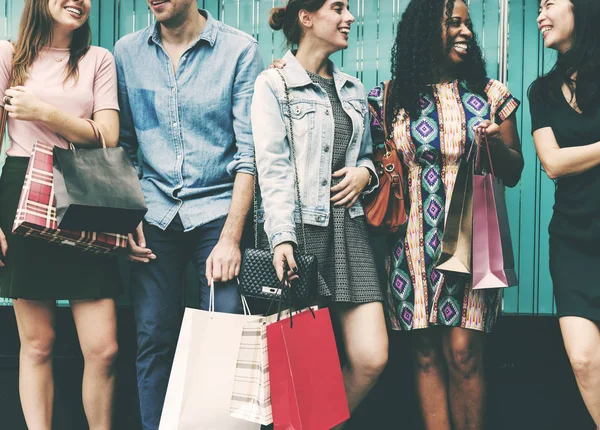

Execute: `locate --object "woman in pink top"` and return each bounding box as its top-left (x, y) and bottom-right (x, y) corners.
top-left (0, 1), bottom-right (121, 429)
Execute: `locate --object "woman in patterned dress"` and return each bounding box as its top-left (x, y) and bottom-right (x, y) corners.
top-left (252, 0), bottom-right (388, 425)
top-left (368, 1), bottom-right (524, 429)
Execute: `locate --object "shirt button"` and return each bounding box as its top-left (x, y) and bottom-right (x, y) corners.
top-left (325, 109), bottom-right (330, 115)
top-left (173, 122), bottom-right (178, 127)
top-left (295, 107), bottom-right (301, 115)
top-left (315, 215), bottom-right (324, 222)
top-left (171, 87), bottom-right (176, 93)
top-left (321, 179), bottom-right (327, 186)
top-left (324, 146), bottom-right (330, 152)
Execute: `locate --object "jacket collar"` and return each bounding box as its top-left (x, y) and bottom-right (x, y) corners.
top-left (281, 50), bottom-right (350, 89)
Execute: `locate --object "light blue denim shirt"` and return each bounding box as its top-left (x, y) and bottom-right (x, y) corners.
top-left (114, 10), bottom-right (263, 231)
top-left (252, 51), bottom-right (377, 248)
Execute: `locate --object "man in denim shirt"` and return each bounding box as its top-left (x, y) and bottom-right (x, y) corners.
top-left (113, 1), bottom-right (263, 428)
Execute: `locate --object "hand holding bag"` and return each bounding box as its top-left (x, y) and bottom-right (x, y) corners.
top-left (53, 119), bottom-right (147, 234)
top-left (239, 69), bottom-right (318, 305)
top-left (364, 80), bottom-right (408, 232)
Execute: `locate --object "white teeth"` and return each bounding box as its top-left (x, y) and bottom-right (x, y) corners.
top-left (339, 28), bottom-right (350, 34)
top-left (541, 26), bottom-right (552, 34)
top-left (454, 43), bottom-right (468, 52)
top-left (64, 7), bottom-right (81, 16)
top-left (152, 0), bottom-right (167, 5)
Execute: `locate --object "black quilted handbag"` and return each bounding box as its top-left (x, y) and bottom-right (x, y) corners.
top-left (239, 69), bottom-right (318, 304)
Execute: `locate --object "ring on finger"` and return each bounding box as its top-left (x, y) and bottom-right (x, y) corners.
top-left (3, 95), bottom-right (12, 106)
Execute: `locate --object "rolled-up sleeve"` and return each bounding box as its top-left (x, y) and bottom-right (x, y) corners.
top-left (113, 41), bottom-right (140, 175)
top-left (357, 91), bottom-right (379, 194)
top-left (227, 42), bottom-right (264, 176)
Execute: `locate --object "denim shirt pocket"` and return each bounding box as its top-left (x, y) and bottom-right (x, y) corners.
top-left (284, 101), bottom-right (317, 139)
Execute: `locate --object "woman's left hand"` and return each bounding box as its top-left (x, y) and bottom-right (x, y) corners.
top-left (3, 86), bottom-right (51, 122)
top-left (330, 166), bottom-right (371, 208)
top-left (475, 120), bottom-right (502, 145)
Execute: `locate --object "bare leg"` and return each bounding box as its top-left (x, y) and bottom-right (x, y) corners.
top-left (441, 327), bottom-right (486, 430)
top-left (71, 298), bottom-right (118, 430)
top-left (412, 328), bottom-right (452, 430)
top-left (332, 301), bottom-right (388, 429)
top-left (559, 316), bottom-right (600, 426)
top-left (13, 299), bottom-right (56, 430)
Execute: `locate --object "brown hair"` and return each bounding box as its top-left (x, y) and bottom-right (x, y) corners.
top-left (269, 0), bottom-right (327, 45)
top-left (10, 0), bottom-right (91, 86)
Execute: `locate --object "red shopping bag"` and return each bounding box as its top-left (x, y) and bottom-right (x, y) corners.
top-left (472, 135), bottom-right (518, 289)
top-left (266, 308), bottom-right (349, 430)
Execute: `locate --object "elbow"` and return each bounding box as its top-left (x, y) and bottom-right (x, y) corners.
top-left (542, 160), bottom-right (563, 180)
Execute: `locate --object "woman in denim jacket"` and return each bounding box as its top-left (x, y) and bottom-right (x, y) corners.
top-left (251, 0), bottom-right (388, 424)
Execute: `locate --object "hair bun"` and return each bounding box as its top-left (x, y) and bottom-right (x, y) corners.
top-left (269, 7), bottom-right (286, 31)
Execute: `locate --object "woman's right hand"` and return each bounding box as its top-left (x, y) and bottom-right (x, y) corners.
top-left (273, 242), bottom-right (299, 282)
top-left (0, 227), bottom-right (8, 268)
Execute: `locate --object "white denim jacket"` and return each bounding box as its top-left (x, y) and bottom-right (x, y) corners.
top-left (251, 50), bottom-right (377, 248)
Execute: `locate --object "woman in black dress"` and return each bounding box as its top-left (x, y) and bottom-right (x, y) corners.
top-left (529, 0), bottom-right (600, 425)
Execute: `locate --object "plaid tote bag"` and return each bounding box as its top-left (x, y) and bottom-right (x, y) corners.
top-left (12, 140), bottom-right (128, 254)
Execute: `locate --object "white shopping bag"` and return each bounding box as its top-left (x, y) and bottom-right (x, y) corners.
top-left (159, 284), bottom-right (261, 430)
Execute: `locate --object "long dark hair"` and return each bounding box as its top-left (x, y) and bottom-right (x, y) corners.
top-left (528, 0), bottom-right (600, 114)
top-left (269, 0), bottom-right (327, 46)
top-left (10, 0), bottom-right (91, 86)
top-left (388, 0), bottom-right (487, 122)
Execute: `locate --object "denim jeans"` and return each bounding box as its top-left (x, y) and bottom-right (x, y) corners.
top-left (130, 214), bottom-right (244, 430)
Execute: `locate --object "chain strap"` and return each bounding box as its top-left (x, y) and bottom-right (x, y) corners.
top-left (275, 69), bottom-right (309, 250)
top-left (252, 70), bottom-right (309, 251)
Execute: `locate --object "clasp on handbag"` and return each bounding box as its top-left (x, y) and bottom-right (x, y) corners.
top-left (262, 286), bottom-right (282, 296)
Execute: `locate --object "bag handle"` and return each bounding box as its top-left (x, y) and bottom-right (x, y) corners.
top-left (474, 128), bottom-right (496, 178)
top-left (0, 107), bottom-right (7, 154)
top-left (85, 119), bottom-right (106, 149)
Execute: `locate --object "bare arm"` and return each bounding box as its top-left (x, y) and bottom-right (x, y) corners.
top-left (3, 86), bottom-right (118, 147)
top-left (477, 115), bottom-right (524, 187)
top-left (205, 172), bottom-right (253, 283)
top-left (533, 127), bottom-right (600, 180)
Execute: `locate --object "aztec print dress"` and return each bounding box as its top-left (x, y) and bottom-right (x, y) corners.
top-left (368, 78), bottom-right (519, 332)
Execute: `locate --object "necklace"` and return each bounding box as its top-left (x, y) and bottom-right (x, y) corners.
top-left (48, 51), bottom-right (69, 62)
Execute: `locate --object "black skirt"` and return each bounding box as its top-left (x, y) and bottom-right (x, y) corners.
top-left (549, 234), bottom-right (600, 321)
top-left (0, 156), bottom-right (122, 300)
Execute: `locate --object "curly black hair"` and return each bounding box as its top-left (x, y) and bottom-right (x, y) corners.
top-left (388, 0), bottom-right (487, 123)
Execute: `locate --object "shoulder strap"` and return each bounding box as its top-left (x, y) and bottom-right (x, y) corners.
top-left (381, 80), bottom-right (391, 139)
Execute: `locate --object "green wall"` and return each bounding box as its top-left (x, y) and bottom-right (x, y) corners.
top-left (0, 0), bottom-right (557, 316)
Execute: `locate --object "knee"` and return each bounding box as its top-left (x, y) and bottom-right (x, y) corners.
top-left (82, 340), bottom-right (119, 370)
top-left (447, 340), bottom-right (482, 379)
top-left (569, 352), bottom-right (599, 387)
top-left (21, 333), bottom-right (55, 365)
top-left (350, 345), bottom-right (388, 381)
top-left (413, 335), bottom-right (442, 373)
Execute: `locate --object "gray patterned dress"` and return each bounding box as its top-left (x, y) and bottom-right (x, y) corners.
top-left (261, 71), bottom-right (382, 304)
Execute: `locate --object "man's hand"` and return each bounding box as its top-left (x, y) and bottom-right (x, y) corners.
top-left (127, 222), bottom-right (155, 263)
top-left (206, 238), bottom-right (241, 283)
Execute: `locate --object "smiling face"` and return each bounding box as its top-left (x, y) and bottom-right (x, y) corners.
top-left (300, 0), bottom-right (355, 53)
top-left (441, 0), bottom-right (473, 66)
top-left (48, 0), bottom-right (90, 32)
top-left (146, 0), bottom-right (197, 25)
top-left (537, 0), bottom-right (575, 54)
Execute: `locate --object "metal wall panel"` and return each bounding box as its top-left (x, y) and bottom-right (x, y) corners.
top-left (0, 0), bottom-right (556, 315)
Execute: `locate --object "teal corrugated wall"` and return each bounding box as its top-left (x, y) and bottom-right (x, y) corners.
top-left (0, 1), bottom-right (557, 316)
